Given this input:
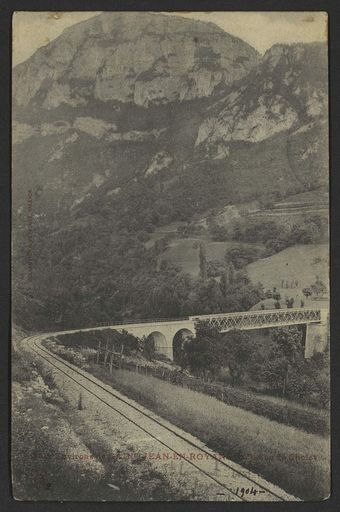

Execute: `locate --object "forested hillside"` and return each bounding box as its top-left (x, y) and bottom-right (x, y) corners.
top-left (12, 12), bottom-right (328, 330)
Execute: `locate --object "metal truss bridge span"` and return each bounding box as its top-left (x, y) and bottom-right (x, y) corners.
top-left (190, 308), bottom-right (324, 332)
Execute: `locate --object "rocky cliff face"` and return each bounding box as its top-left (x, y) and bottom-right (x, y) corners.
top-left (12, 14), bottom-right (328, 220)
top-left (195, 43), bottom-right (327, 151)
top-left (12, 13), bottom-right (329, 331)
top-left (191, 42), bottom-right (328, 194)
top-left (13, 12), bottom-right (258, 109)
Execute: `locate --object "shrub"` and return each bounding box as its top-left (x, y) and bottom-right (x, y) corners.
top-left (46, 343), bottom-right (86, 367)
top-left (114, 357), bottom-right (329, 435)
top-left (91, 366), bottom-right (329, 501)
top-left (142, 335), bottom-right (155, 361)
top-left (224, 245), bottom-right (263, 269)
top-left (55, 329), bottom-right (139, 355)
top-left (42, 369), bottom-right (57, 389)
top-left (52, 333), bottom-right (329, 437)
top-left (12, 352), bottom-right (34, 384)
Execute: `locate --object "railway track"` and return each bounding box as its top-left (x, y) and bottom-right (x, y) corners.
top-left (25, 333), bottom-right (299, 502)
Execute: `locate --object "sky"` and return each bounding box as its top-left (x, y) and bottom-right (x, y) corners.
top-left (13, 11), bottom-right (327, 66)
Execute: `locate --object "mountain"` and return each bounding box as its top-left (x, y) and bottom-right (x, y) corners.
top-left (12, 14), bottom-right (327, 218)
top-left (12, 13), bottom-right (328, 329)
top-left (12, 12), bottom-right (261, 215)
top-left (13, 12), bottom-right (258, 109)
top-left (197, 42), bottom-right (327, 147)
top-left (195, 42), bottom-right (328, 191)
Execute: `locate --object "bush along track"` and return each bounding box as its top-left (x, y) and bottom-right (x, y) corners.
top-left (48, 332), bottom-right (329, 437)
top-left (12, 349), bottom-right (191, 501)
top-left (42, 338), bottom-right (330, 501)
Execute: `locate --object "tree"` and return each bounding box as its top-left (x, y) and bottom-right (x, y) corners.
top-left (174, 336), bottom-right (191, 370)
top-left (264, 327), bottom-right (304, 397)
top-left (210, 224), bottom-right (229, 241)
top-left (311, 276), bottom-right (327, 297)
top-left (274, 301), bottom-right (281, 309)
top-left (222, 330), bottom-right (254, 386)
top-left (182, 322), bottom-right (223, 381)
top-left (302, 287), bottom-right (312, 299)
top-left (207, 260), bottom-right (225, 278)
top-left (264, 237), bottom-right (288, 255)
top-left (115, 329), bottom-right (139, 354)
top-left (227, 262), bottom-right (235, 285)
top-left (219, 271), bottom-right (229, 298)
top-left (286, 297), bottom-right (294, 308)
top-left (142, 335), bottom-right (155, 361)
top-left (224, 245), bottom-right (262, 269)
top-left (199, 243), bottom-right (208, 280)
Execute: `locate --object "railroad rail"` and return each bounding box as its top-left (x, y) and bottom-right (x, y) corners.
top-left (25, 333), bottom-right (299, 502)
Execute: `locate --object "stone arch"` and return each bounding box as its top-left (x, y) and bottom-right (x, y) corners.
top-left (147, 331), bottom-right (168, 357)
top-left (173, 328), bottom-right (194, 363)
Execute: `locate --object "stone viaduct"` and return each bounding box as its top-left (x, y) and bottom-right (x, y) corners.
top-left (92, 307), bottom-right (329, 360)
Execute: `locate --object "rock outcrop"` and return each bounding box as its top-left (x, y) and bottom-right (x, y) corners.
top-left (12, 14), bottom-right (327, 218)
top-left (13, 12), bottom-right (258, 109)
top-left (195, 43), bottom-right (327, 154)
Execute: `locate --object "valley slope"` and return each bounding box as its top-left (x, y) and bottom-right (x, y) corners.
top-left (12, 12), bottom-right (328, 330)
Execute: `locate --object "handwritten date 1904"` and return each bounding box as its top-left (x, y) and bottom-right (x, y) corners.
top-left (235, 486), bottom-right (266, 498)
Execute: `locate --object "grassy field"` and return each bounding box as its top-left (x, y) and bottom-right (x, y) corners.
top-left (90, 365), bottom-right (330, 501)
top-left (45, 335), bottom-right (329, 435)
top-left (12, 347), bottom-right (187, 501)
top-left (12, 350), bottom-right (107, 500)
top-left (163, 238), bottom-right (263, 276)
top-left (246, 244), bottom-right (328, 306)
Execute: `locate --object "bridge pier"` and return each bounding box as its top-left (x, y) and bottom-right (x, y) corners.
top-left (113, 320), bottom-right (196, 361)
top-left (92, 308), bottom-right (328, 362)
top-left (305, 321), bottom-right (329, 358)
top-left (151, 324), bottom-right (195, 361)
top-left (161, 342), bottom-right (174, 360)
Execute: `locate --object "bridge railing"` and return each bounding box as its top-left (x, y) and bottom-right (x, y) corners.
top-left (189, 307), bottom-right (321, 321)
top-left (190, 308), bottom-right (323, 331)
top-left (96, 308), bottom-right (324, 329)
top-left (97, 316), bottom-right (190, 327)
top-left (38, 307), bottom-right (325, 334)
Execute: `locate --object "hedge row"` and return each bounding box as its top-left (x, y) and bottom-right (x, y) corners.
top-left (55, 330), bottom-right (113, 350)
top-left (54, 331), bottom-right (329, 436)
top-left (119, 360), bottom-right (329, 436)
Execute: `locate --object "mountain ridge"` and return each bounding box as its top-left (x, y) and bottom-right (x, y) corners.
top-left (12, 35), bottom-right (327, 217)
top-left (12, 13), bottom-right (328, 330)
top-left (13, 12), bottom-right (259, 109)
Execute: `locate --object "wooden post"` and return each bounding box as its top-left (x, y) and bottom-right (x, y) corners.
top-left (103, 337), bottom-right (109, 366)
top-left (119, 343), bottom-right (124, 368)
top-left (109, 353), bottom-right (113, 374)
top-left (96, 339), bottom-right (101, 364)
top-left (77, 392), bottom-right (83, 410)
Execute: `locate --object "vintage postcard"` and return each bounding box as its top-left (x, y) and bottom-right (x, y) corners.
top-left (12, 11), bottom-right (329, 501)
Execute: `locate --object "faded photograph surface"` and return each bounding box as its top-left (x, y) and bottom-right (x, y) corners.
top-left (12, 11), bottom-right (329, 502)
